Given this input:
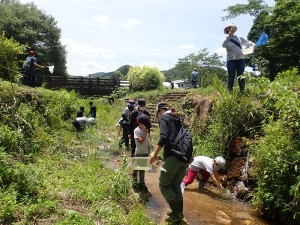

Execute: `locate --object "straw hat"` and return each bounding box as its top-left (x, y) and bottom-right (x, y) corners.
top-left (224, 23), bottom-right (237, 34)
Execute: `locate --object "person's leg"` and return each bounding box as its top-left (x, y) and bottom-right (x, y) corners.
top-left (159, 156), bottom-right (188, 222)
top-left (236, 59), bottom-right (246, 92)
top-left (122, 123), bottom-right (130, 149)
top-left (198, 169), bottom-right (211, 188)
top-left (132, 170), bottom-right (138, 190)
top-left (226, 60), bottom-right (237, 93)
top-left (182, 168), bottom-right (198, 186)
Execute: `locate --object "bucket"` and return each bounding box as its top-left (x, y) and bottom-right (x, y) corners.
top-left (131, 157), bottom-right (151, 171)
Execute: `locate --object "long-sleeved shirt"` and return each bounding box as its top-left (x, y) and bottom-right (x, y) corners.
top-left (222, 35), bottom-right (255, 61)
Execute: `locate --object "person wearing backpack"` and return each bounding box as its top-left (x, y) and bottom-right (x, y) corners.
top-left (191, 68), bottom-right (199, 88)
top-left (149, 102), bottom-right (190, 224)
top-left (22, 50), bottom-right (45, 87)
top-left (182, 156), bottom-right (227, 193)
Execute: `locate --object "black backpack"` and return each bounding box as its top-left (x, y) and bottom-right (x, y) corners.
top-left (171, 125), bottom-right (193, 163)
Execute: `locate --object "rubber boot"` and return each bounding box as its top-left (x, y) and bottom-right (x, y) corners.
top-left (166, 200), bottom-right (183, 223)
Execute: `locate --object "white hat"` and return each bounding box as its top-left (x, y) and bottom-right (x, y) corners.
top-left (215, 156), bottom-right (226, 169)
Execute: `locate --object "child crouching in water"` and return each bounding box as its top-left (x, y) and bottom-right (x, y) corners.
top-left (132, 114), bottom-right (152, 193)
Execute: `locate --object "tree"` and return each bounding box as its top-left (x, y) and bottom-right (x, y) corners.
top-left (0, 0), bottom-right (67, 78)
top-left (127, 66), bottom-right (164, 92)
top-left (222, 0), bottom-right (272, 20)
top-left (0, 33), bottom-right (24, 83)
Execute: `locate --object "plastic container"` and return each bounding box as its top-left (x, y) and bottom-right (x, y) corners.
top-left (131, 157), bottom-right (151, 171)
top-left (242, 46), bottom-right (254, 55)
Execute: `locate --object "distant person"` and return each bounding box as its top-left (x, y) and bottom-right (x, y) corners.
top-left (22, 50), bottom-right (45, 87)
top-left (72, 116), bottom-right (95, 132)
top-left (132, 114), bottom-right (152, 193)
top-left (77, 106), bottom-right (85, 118)
top-left (222, 23), bottom-right (255, 93)
top-left (88, 101), bottom-right (97, 118)
top-left (119, 99), bottom-right (135, 149)
top-left (191, 68), bottom-right (199, 88)
top-left (182, 156), bottom-right (226, 193)
top-left (129, 98), bottom-right (150, 157)
top-left (149, 102), bottom-right (189, 224)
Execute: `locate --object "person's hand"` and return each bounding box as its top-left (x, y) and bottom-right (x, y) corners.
top-left (149, 151), bottom-right (157, 164)
top-left (228, 29), bottom-right (235, 37)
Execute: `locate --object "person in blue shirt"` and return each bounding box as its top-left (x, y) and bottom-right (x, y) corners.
top-left (191, 68), bottom-right (199, 88)
top-left (23, 50), bottom-right (45, 87)
top-left (88, 101), bottom-right (97, 118)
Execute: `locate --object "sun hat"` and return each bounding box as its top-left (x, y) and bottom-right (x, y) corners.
top-left (215, 156), bottom-right (226, 169)
top-left (224, 23), bottom-right (237, 34)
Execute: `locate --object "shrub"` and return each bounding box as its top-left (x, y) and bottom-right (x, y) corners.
top-left (127, 66), bottom-right (164, 91)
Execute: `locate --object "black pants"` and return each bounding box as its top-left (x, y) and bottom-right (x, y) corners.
top-left (120, 123), bottom-right (129, 148)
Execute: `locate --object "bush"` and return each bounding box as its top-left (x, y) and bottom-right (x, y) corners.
top-left (127, 66), bottom-right (164, 91)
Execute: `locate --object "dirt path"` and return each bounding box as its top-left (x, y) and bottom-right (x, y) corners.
top-left (145, 166), bottom-right (274, 225)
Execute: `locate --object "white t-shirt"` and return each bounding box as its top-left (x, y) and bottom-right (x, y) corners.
top-left (190, 156), bottom-right (214, 174)
top-left (134, 126), bottom-right (149, 155)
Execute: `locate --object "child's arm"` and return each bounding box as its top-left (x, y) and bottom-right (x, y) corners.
top-left (210, 169), bottom-right (224, 191)
top-left (136, 128), bottom-right (148, 144)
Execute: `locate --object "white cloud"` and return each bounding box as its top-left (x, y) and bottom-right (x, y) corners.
top-left (121, 18), bottom-right (141, 29)
top-left (214, 47), bottom-right (226, 59)
top-left (179, 44), bottom-right (195, 50)
top-left (93, 15), bottom-right (110, 26)
top-left (61, 38), bottom-right (116, 58)
top-left (67, 60), bottom-right (118, 76)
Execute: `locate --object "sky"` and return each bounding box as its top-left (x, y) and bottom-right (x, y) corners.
top-left (19, 0), bottom-right (275, 76)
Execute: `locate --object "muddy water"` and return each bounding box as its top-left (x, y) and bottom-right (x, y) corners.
top-left (145, 167), bottom-right (274, 225)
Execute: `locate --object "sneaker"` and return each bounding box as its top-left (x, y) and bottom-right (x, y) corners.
top-left (165, 213), bottom-right (183, 224)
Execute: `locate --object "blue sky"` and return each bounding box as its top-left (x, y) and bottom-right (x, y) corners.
top-left (20, 0), bottom-right (275, 76)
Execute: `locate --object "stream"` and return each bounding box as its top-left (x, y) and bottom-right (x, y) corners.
top-left (144, 166), bottom-right (275, 225)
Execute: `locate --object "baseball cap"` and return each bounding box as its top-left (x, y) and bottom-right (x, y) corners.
top-left (137, 98), bottom-right (146, 107)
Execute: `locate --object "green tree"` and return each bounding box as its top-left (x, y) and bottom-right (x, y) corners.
top-left (0, 0), bottom-right (67, 77)
top-left (0, 33), bottom-right (24, 83)
top-left (127, 66), bottom-right (164, 91)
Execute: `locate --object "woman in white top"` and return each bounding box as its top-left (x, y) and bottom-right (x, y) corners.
top-left (222, 23), bottom-right (255, 93)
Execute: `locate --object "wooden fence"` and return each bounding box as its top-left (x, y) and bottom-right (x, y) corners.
top-left (45, 76), bottom-right (128, 96)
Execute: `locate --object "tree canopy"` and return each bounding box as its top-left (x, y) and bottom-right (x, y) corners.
top-left (0, 0), bottom-right (67, 77)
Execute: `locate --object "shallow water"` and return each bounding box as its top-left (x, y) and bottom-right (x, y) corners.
top-left (145, 168), bottom-right (275, 225)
